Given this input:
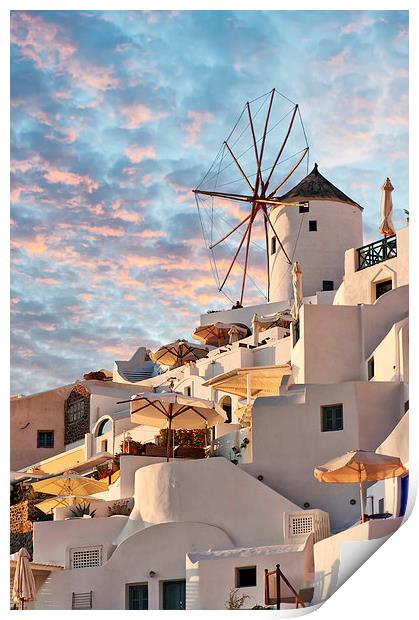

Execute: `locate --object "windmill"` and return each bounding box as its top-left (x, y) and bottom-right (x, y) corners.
top-left (194, 88), bottom-right (309, 306)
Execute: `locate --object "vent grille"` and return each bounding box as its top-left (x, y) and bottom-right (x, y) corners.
top-left (71, 546), bottom-right (102, 569)
top-left (290, 515), bottom-right (314, 536)
top-left (72, 591), bottom-right (93, 609)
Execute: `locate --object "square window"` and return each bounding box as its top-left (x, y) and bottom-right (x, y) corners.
top-left (299, 204), bottom-right (309, 213)
top-left (375, 279), bottom-right (392, 299)
top-left (322, 280), bottom-right (334, 291)
top-left (367, 357), bottom-right (375, 380)
top-left (309, 220), bottom-right (317, 231)
top-left (37, 430), bottom-right (54, 448)
top-left (271, 236), bottom-right (277, 255)
top-left (321, 404), bottom-right (343, 432)
top-left (236, 566), bottom-right (257, 588)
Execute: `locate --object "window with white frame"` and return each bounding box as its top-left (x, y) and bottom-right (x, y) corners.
top-left (70, 546), bottom-right (102, 569)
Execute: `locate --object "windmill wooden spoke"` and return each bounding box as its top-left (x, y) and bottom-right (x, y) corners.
top-left (256, 89), bottom-right (275, 190)
top-left (194, 189), bottom-right (254, 203)
top-left (267, 147), bottom-right (309, 198)
top-left (262, 209), bottom-right (292, 264)
top-left (247, 102), bottom-right (261, 187)
top-left (264, 105), bottom-right (298, 191)
top-left (224, 141), bottom-right (254, 192)
top-left (262, 205), bottom-right (271, 301)
top-left (239, 209), bottom-right (255, 304)
top-left (219, 217), bottom-right (254, 291)
top-left (209, 213), bottom-right (252, 250)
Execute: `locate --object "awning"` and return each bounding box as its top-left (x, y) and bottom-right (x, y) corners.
top-left (202, 365), bottom-right (291, 399)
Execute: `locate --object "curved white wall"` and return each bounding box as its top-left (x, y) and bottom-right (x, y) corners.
top-left (269, 200), bottom-right (363, 301)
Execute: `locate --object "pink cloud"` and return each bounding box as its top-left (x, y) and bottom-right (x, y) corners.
top-left (111, 208), bottom-right (142, 224)
top-left (121, 104), bottom-right (167, 129)
top-left (44, 166), bottom-right (99, 193)
top-left (65, 58), bottom-right (119, 91)
top-left (125, 144), bottom-right (156, 163)
top-left (182, 111), bottom-right (213, 146)
top-left (12, 234), bottom-right (47, 256)
top-left (82, 224), bottom-right (125, 238)
top-left (385, 115), bottom-right (408, 127)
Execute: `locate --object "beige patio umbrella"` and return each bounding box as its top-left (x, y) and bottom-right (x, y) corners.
top-left (31, 471), bottom-right (108, 496)
top-left (12, 547), bottom-right (36, 609)
top-left (35, 495), bottom-right (105, 515)
top-left (150, 339), bottom-right (209, 368)
top-left (193, 322), bottom-right (250, 347)
top-left (314, 449), bottom-right (407, 522)
top-left (118, 392), bottom-right (227, 460)
top-left (291, 261), bottom-right (303, 321)
top-left (379, 177), bottom-right (395, 237)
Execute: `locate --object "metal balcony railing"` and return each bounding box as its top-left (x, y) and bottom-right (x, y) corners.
top-left (356, 235), bottom-right (397, 271)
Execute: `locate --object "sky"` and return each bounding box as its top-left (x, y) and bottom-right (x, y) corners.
top-left (10, 9), bottom-right (408, 395)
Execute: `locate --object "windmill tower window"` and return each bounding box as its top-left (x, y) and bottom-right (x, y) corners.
top-left (271, 236), bottom-right (277, 255)
top-left (309, 220), bottom-right (317, 231)
top-left (299, 204), bottom-right (309, 213)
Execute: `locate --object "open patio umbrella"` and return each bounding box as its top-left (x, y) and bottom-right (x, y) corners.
top-left (35, 495), bottom-right (105, 515)
top-left (31, 471), bottom-right (108, 496)
top-left (314, 449), bottom-right (407, 522)
top-left (12, 548), bottom-right (36, 609)
top-left (193, 322), bottom-right (250, 347)
top-left (150, 339), bottom-right (209, 369)
top-left (291, 261), bottom-right (303, 321)
top-left (118, 392), bottom-right (227, 460)
top-left (379, 177), bottom-right (395, 237)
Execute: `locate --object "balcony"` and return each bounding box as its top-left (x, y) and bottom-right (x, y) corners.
top-left (356, 235), bottom-right (397, 271)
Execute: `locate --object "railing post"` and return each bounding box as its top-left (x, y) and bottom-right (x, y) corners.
top-left (276, 564), bottom-right (281, 610)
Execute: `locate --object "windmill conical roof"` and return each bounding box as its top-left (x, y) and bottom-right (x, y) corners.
top-left (277, 163), bottom-right (362, 209)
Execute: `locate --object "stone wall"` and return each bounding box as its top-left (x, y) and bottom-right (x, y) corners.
top-left (64, 383), bottom-right (90, 445)
top-left (10, 500), bottom-right (52, 557)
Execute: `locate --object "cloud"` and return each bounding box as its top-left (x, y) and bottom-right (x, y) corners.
top-left (182, 111), bottom-right (213, 146)
top-left (121, 104), bottom-right (167, 129)
top-left (44, 166), bottom-right (99, 193)
top-left (125, 144), bottom-right (156, 163)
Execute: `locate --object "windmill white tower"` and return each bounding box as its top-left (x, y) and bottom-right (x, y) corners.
top-left (269, 163), bottom-right (363, 302)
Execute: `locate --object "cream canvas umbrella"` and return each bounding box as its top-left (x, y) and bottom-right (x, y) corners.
top-left (193, 322), bottom-right (250, 347)
top-left (291, 261), bottom-right (303, 321)
top-left (12, 547), bottom-right (36, 609)
top-left (150, 339), bottom-right (209, 368)
top-left (379, 177), bottom-right (395, 237)
top-left (118, 392), bottom-right (227, 460)
top-left (314, 449), bottom-right (407, 522)
top-left (35, 495), bottom-right (105, 515)
top-left (31, 471), bottom-right (108, 496)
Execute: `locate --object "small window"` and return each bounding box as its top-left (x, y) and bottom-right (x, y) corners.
top-left (375, 279), bottom-right (392, 299)
top-left (101, 439), bottom-right (108, 452)
top-left (97, 419), bottom-right (112, 436)
top-left (309, 220), bottom-right (317, 231)
top-left (299, 204), bottom-right (309, 213)
top-left (321, 404), bottom-right (343, 432)
top-left (404, 400), bottom-right (409, 413)
top-left (378, 498), bottom-right (385, 513)
top-left (236, 566), bottom-right (257, 588)
top-left (184, 386), bottom-right (191, 396)
top-left (72, 592), bottom-right (93, 610)
top-left (367, 357), bottom-right (375, 381)
top-left (271, 236), bottom-right (277, 255)
top-left (322, 280), bottom-right (334, 291)
top-left (37, 430), bottom-right (54, 448)
top-left (127, 584), bottom-right (148, 610)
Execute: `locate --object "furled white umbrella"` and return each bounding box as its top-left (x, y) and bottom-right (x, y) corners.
top-left (379, 177), bottom-right (395, 237)
top-left (150, 339), bottom-right (209, 369)
top-left (291, 261), bottom-right (303, 321)
top-left (12, 548), bottom-right (36, 609)
top-left (314, 449), bottom-right (407, 523)
top-left (228, 325), bottom-right (243, 344)
top-left (118, 392), bottom-right (227, 460)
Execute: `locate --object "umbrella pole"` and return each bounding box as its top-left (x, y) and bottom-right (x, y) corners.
top-left (359, 479), bottom-right (365, 523)
top-left (166, 405), bottom-right (173, 462)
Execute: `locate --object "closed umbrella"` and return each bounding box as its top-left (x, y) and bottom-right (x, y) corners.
top-left (379, 177), bottom-right (395, 237)
top-left (32, 471), bottom-right (108, 496)
top-left (228, 325), bottom-right (243, 344)
top-left (314, 449), bottom-right (407, 522)
top-left (118, 392), bottom-right (227, 460)
top-left (150, 339), bottom-right (209, 369)
top-left (193, 322), bottom-right (250, 347)
top-left (35, 495), bottom-right (105, 515)
top-left (12, 548), bottom-right (36, 609)
top-left (291, 261), bottom-right (303, 321)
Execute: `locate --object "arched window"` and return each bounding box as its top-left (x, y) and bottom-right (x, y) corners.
top-left (97, 419), bottom-right (112, 436)
top-left (220, 396), bottom-right (232, 424)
